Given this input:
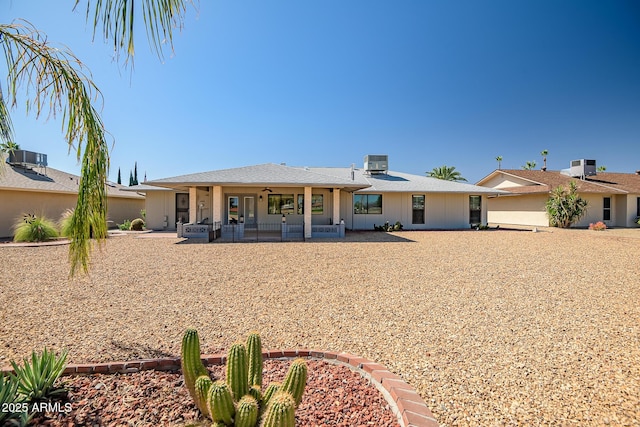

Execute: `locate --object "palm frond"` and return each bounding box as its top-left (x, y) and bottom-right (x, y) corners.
top-left (0, 21), bottom-right (109, 275)
top-left (74, 0), bottom-right (193, 66)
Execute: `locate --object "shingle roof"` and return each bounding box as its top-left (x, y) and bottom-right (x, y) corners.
top-left (0, 163), bottom-right (143, 199)
top-left (306, 167), bottom-right (505, 194)
top-left (146, 163), bottom-right (369, 189)
top-left (477, 169), bottom-right (633, 195)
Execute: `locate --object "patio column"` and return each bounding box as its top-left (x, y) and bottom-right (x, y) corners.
top-left (333, 188), bottom-right (341, 225)
top-left (189, 186), bottom-right (197, 223)
top-left (212, 185), bottom-right (223, 225)
top-left (304, 186), bottom-right (312, 239)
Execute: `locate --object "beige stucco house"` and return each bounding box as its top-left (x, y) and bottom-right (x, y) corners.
top-left (134, 155), bottom-right (504, 239)
top-left (0, 153), bottom-right (144, 238)
top-left (477, 164), bottom-right (640, 228)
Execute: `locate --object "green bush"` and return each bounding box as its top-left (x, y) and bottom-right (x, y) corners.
top-left (13, 214), bottom-right (59, 242)
top-left (58, 209), bottom-right (74, 238)
top-left (10, 348), bottom-right (68, 402)
top-left (118, 219), bottom-right (132, 231)
top-left (129, 218), bottom-right (145, 231)
top-left (0, 373), bottom-right (26, 426)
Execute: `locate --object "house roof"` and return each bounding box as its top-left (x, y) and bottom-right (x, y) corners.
top-left (477, 169), bottom-right (637, 195)
top-left (0, 163), bottom-right (144, 199)
top-left (146, 163), bottom-right (370, 190)
top-left (145, 163), bottom-right (505, 195)
top-left (306, 167), bottom-right (505, 194)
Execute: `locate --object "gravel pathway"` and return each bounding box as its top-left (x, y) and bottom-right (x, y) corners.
top-left (1, 228), bottom-right (639, 426)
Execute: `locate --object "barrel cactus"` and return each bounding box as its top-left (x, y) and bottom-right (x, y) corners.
top-left (180, 329), bottom-right (307, 426)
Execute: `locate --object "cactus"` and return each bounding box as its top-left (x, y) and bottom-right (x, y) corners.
top-left (235, 395), bottom-right (259, 427)
top-left (181, 329), bottom-right (209, 403)
top-left (281, 358), bottom-right (308, 406)
top-left (246, 332), bottom-right (263, 387)
top-left (207, 381), bottom-right (235, 425)
top-left (249, 384), bottom-right (262, 406)
top-left (194, 375), bottom-right (213, 417)
top-left (261, 382), bottom-right (280, 409)
top-left (260, 391), bottom-right (296, 427)
top-left (226, 342), bottom-right (249, 401)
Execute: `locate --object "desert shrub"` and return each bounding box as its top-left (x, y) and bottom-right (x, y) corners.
top-left (545, 181), bottom-right (588, 228)
top-left (10, 348), bottom-right (68, 402)
top-left (13, 214), bottom-right (59, 242)
top-left (374, 221), bottom-right (403, 232)
top-left (118, 219), bottom-right (132, 231)
top-left (58, 209), bottom-right (74, 237)
top-left (130, 218), bottom-right (145, 231)
top-left (589, 221), bottom-right (607, 231)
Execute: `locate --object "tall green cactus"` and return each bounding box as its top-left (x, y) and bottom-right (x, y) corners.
top-left (246, 332), bottom-right (263, 387)
top-left (261, 382), bottom-right (280, 409)
top-left (194, 375), bottom-right (213, 417)
top-left (235, 395), bottom-right (259, 427)
top-left (260, 391), bottom-right (296, 427)
top-left (226, 342), bottom-right (249, 401)
top-left (181, 329), bottom-right (209, 403)
top-left (207, 380), bottom-right (235, 425)
top-left (280, 358), bottom-right (308, 407)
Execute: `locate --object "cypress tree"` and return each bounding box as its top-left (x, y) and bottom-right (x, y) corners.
top-left (117, 168), bottom-right (121, 184)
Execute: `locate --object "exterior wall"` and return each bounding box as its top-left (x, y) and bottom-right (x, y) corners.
top-left (145, 191), bottom-right (177, 230)
top-left (487, 194), bottom-right (550, 227)
top-left (345, 192), bottom-right (481, 230)
top-left (481, 174), bottom-right (537, 189)
top-left (621, 194), bottom-right (640, 227)
top-left (0, 189), bottom-right (143, 238)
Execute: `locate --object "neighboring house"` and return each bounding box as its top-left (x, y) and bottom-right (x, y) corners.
top-left (0, 151), bottom-right (145, 238)
top-left (477, 161), bottom-right (640, 228)
top-left (134, 155), bottom-right (503, 239)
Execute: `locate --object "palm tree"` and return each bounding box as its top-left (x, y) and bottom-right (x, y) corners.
top-left (1, 1), bottom-right (192, 275)
top-left (426, 165), bottom-right (467, 182)
top-left (597, 165), bottom-right (607, 172)
top-left (541, 149), bottom-right (548, 171)
top-left (522, 161), bottom-right (537, 170)
top-left (0, 141), bottom-right (20, 159)
top-left (495, 156), bottom-right (503, 170)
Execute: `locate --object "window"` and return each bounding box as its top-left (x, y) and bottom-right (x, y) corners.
top-left (268, 194), bottom-right (295, 215)
top-left (603, 197), bottom-right (611, 221)
top-left (469, 195), bottom-right (481, 224)
top-left (412, 195), bottom-right (425, 224)
top-left (354, 194), bottom-right (382, 214)
top-left (297, 194), bottom-right (324, 215)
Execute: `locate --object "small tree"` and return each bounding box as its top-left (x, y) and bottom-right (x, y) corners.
top-left (545, 181), bottom-right (588, 227)
top-left (117, 167), bottom-right (122, 184)
top-left (426, 165), bottom-right (467, 182)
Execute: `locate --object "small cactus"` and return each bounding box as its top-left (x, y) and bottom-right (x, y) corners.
top-left (262, 382), bottom-right (280, 408)
top-left (194, 375), bottom-right (213, 417)
top-left (235, 395), bottom-right (259, 427)
top-left (207, 381), bottom-right (235, 425)
top-left (227, 342), bottom-right (249, 401)
top-left (260, 391), bottom-right (296, 427)
top-left (246, 332), bottom-right (263, 387)
top-left (281, 358), bottom-right (308, 406)
top-left (181, 329), bottom-right (209, 403)
top-left (249, 384), bottom-right (262, 406)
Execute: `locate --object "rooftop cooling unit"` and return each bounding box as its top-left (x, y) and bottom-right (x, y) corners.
top-left (364, 154), bottom-right (388, 174)
top-left (569, 159), bottom-right (596, 178)
top-left (8, 150), bottom-right (48, 167)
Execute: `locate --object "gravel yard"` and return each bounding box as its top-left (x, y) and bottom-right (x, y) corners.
top-left (1, 228), bottom-right (639, 426)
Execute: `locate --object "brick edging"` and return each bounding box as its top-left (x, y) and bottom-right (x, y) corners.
top-left (1, 349), bottom-right (438, 427)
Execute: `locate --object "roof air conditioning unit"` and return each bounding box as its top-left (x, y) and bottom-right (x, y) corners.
top-left (8, 150), bottom-right (48, 167)
top-left (569, 159), bottom-right (596, 178)
top-left (364, 154), bottom-right (388, 174)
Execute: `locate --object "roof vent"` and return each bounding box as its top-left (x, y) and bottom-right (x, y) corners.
top-left (569, 159), bottom-right (596, 178)
top-left (364, 155), bottom-right (388, 174)
top-left (8, 150), bottom-right (48, 167)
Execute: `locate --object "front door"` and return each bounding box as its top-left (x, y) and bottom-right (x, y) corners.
top-left (176, 193), bottom-right (189, 224)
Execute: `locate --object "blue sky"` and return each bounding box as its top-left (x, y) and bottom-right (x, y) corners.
top-left (2, 0), bottom-right (639, 183)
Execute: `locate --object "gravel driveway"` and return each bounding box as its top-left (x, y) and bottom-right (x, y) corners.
top-left (1, 228), bottom-right (638, 426)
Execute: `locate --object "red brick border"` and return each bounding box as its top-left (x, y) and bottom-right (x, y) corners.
top-left (2, 349), bottom-right (438, 427)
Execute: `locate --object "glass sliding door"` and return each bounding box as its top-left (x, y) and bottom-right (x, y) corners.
top-left (244, 196), bottom-right (255, 226)
top-left (228, 196), bottom-right (239, 224)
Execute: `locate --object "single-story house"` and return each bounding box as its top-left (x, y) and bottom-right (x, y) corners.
top-left (134, 155), bottom-right (504, 239)
top-left (0, 151), bottom-right (145, 238)
top-left (477, 160), bottom-right (640, 228)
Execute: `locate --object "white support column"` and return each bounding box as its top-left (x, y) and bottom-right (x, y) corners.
top-left (304, 186), bottom-right (312, 239)
top-left (189, 187), bottom-right (197, 223)
top-left (212, 185), bottom-right (223, 225)
top-left (333, 188), bottom-right (341, 225)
